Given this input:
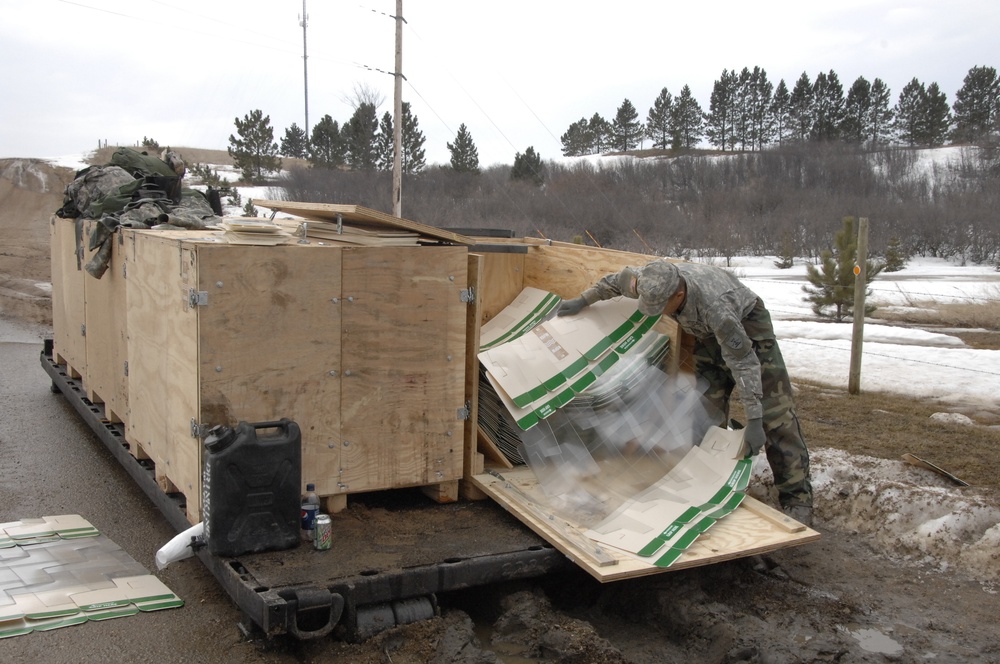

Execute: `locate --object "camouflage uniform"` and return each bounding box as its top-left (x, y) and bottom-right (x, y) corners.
top-left (582, 261), bottom-right (813, 509)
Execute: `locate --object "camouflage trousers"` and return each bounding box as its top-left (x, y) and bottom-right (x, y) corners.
top-left (691, 299), bottom-right (813, 509)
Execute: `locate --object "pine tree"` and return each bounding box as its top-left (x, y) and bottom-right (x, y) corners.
top-left (447, 123), bottom-right (480, 173)
top-left (802, 217), bottom-right (884, 321)
top-left (510, 146), bottom-right (544, 187)
top-left (589, 113), bottom-right (611, 153)
top-left (747, 66), bottom-right (774, 150)
top-left (950, 65), bottom-right (1000, 144)
top-left (227, 109), bottom-right (282, 183)
top-left (922, 82), bottom-right (951, 147)
top-left (610, 99), bottom-right (643, 151)
top-left (788, 72), bottom-right (814, 142)
top-left (646, 87), bottom-right (674, 150)
top-left (344, 102), bottom-right (379, 171)
top-left (883, 236), bottom-right (908, 272)
top-left (770, 79), bottom-right (792, 146)
top-left (868, 78), bottom-right (895, 146)
top-left (774, 233), bottom-right (795, 269)
top-left (894, 78), bottom-right (926, 146)
top-left (811, 70), bottom-right (845, 142)
top-left (308, 115), bottom-right (346, 169)
top-left (671, 85), bottom-right (704, 149)
top-left (280, 123), bottom-right (309, 158)
top-left (376, 112), bottom-right (394, 172)
top-left (705, 69), bottom-right (737, 150)
top-left (841, 76), bottom-right (872, 144)
top-left (560, 118), bottom-right (590, 157)
top-left (400, 102), bottom-right (427, 174)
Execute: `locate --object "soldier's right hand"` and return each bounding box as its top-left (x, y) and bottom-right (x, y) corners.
top-left (556, 297), bottom-right (588, 317)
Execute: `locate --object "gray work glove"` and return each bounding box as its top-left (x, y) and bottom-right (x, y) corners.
top-left (556, 297), bottom-right (588, 317)
top-left (743, 417), bottom-right (766, 456)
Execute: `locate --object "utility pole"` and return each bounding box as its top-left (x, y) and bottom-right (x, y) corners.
top-left (392, 0), bottom-right (403, 217)
top-left (848, 217), bottom-right (869, 395)
top-left (300, 0), bottom-right (309, 141)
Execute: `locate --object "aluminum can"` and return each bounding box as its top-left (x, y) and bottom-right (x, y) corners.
top-left (313, 514), bottom-right (332, 551)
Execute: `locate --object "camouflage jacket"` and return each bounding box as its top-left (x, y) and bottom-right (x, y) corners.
top-left (582, 261), bottom-right (766, 420)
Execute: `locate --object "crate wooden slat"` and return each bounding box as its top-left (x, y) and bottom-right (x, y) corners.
top-left (50, 217), bottom-right (86, 379)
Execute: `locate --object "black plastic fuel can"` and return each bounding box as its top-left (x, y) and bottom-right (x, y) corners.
top-left (202, 419), bottom-right (302, 557)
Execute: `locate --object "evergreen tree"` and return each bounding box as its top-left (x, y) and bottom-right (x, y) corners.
top-left (894, 78), bottom-right (926, 146)
top-left (308, 114), bottom-right (346, 169)
top-left (376, 112), bottom-right (395, 172)
top-left (510, 146), bottom-right (544, 187)
top-left (841, 76), bottom-right (872, 144)
top-left (732, 67), bottom-right (752, 151)
top-left (280, 123), bottom-right (309, 158)
top-left (705, 69), bottom-right (737, 150)
top-left (373, 104), bottom-right (426, 174)
top-left (770, 79), bottom-right (792, 146)
top-left (747, 66), bottom-right (774, 150)
top-left (227, 109), bottom-right (282, 183)
top-left (344, 102), bottom-right (379, 171)
top-left (788, 72), bottom-right (814, 142)
top-left (400, 102), bottom-right (427, 174)
top-left (811, 70), bottom-right (845, 142)
top-left (950, 65), bottom-right (1000, 144)
top-left (560, 117), bottom-right (590, 157)
top-left (646, 87), bottom-right (674, 150)
top-left (922, 82), bottom-right (951, 147)
top-left (610, 98), bottom-right (644, 151)
top-left (671, 85), bottom-right (704, 149)
top-left (868, 78), bottom-right (895, 146)
top-left (589, 113), bottom-right (611, 153)
top-left (447, 123), bottom-right (480, 173)
top-left (883, 236), bottom-right (908, 272)
top-left (802, 217), bottom-right (884, 321)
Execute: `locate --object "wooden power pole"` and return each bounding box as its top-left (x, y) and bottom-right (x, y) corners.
top-left (848, 217), bottom-right (869, 395)
top-left (392, 0), bottom-right (403, 217)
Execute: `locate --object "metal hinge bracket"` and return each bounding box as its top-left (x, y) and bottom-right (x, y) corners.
top-left (460, 287), bottom-right (476, 304)
top-left (188, 289), bottom-right (209, 307)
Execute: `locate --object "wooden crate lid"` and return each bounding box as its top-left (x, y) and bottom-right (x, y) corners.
top-left (253, 200), bottom-right (475, 246)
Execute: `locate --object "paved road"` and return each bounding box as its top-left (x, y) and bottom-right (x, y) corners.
top-left (0, 316), bottom-right (280, 663)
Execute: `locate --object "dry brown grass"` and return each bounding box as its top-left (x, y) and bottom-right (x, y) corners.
top-left (87, 145), bottom-right (234, 167)
top-left (794, 380), bottom-right (1000, 489)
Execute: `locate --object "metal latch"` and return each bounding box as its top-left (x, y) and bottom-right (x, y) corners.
top-left (190, 419), bottom-right (210, 439)
top-left (457, 401), bottom-right (471, 420)
top-left (188, 289), bottom-right (209, 307)
top-left (460, 287), bottom-right (476, 304)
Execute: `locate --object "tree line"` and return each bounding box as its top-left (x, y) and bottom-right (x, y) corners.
top-left (560, 65), bottom-right (1000, 156)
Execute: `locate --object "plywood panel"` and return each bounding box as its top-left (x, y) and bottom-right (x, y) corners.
top-left (50, 217), bottom-right (86, 378)
top-left (195, 244), bottom-right (343, 497)
top-left (473, 467), bottom-right (819, 582)
top-left (124, 231), bottom-right (201, 521)
top-left (339, 246), bottom-right (468, 493)
top-left (476, 251), bottom-right (526, 325)
top-left (521, 243), bottom-right (675, 299)
top-left (83, 222), bottom-right (128, 425)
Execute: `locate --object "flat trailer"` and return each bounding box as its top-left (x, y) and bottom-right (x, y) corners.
top-left (42, 339), bottom-right (568, 640)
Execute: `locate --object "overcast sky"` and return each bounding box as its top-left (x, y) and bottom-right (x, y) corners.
top-left (2, 0), bottom-right (997, 167)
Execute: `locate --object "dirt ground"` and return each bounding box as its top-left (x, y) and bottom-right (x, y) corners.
top-left (3, 156), bottom-right (999, 663)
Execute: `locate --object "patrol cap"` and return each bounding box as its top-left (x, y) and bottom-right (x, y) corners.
top-left (635, 261), bottom-right (680, 316)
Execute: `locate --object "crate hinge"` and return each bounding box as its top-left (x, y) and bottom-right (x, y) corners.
top-left (460, 287), bottom-right (476, 304)
top-left (190, 419), bottom-right (210, 439)
top-left (188, 289), bottom-right (209, 307)
top-left (457, 401), bottom-right (471, 420)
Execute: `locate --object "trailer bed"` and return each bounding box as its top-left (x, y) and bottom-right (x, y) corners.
top-left (41, 340), bottom-right (567, 640)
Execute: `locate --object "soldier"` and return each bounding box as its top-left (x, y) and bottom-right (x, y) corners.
top-left (558, 260), bottom-right (814, 526)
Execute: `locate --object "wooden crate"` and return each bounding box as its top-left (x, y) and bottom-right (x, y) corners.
top-left (50, 217), bottom-right (86, 380)
top-left (121, 230), bottom-right (470, 523)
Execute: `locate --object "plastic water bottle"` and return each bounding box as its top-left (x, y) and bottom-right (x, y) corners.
top-left (301, 483), bottom-right (320, 541)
